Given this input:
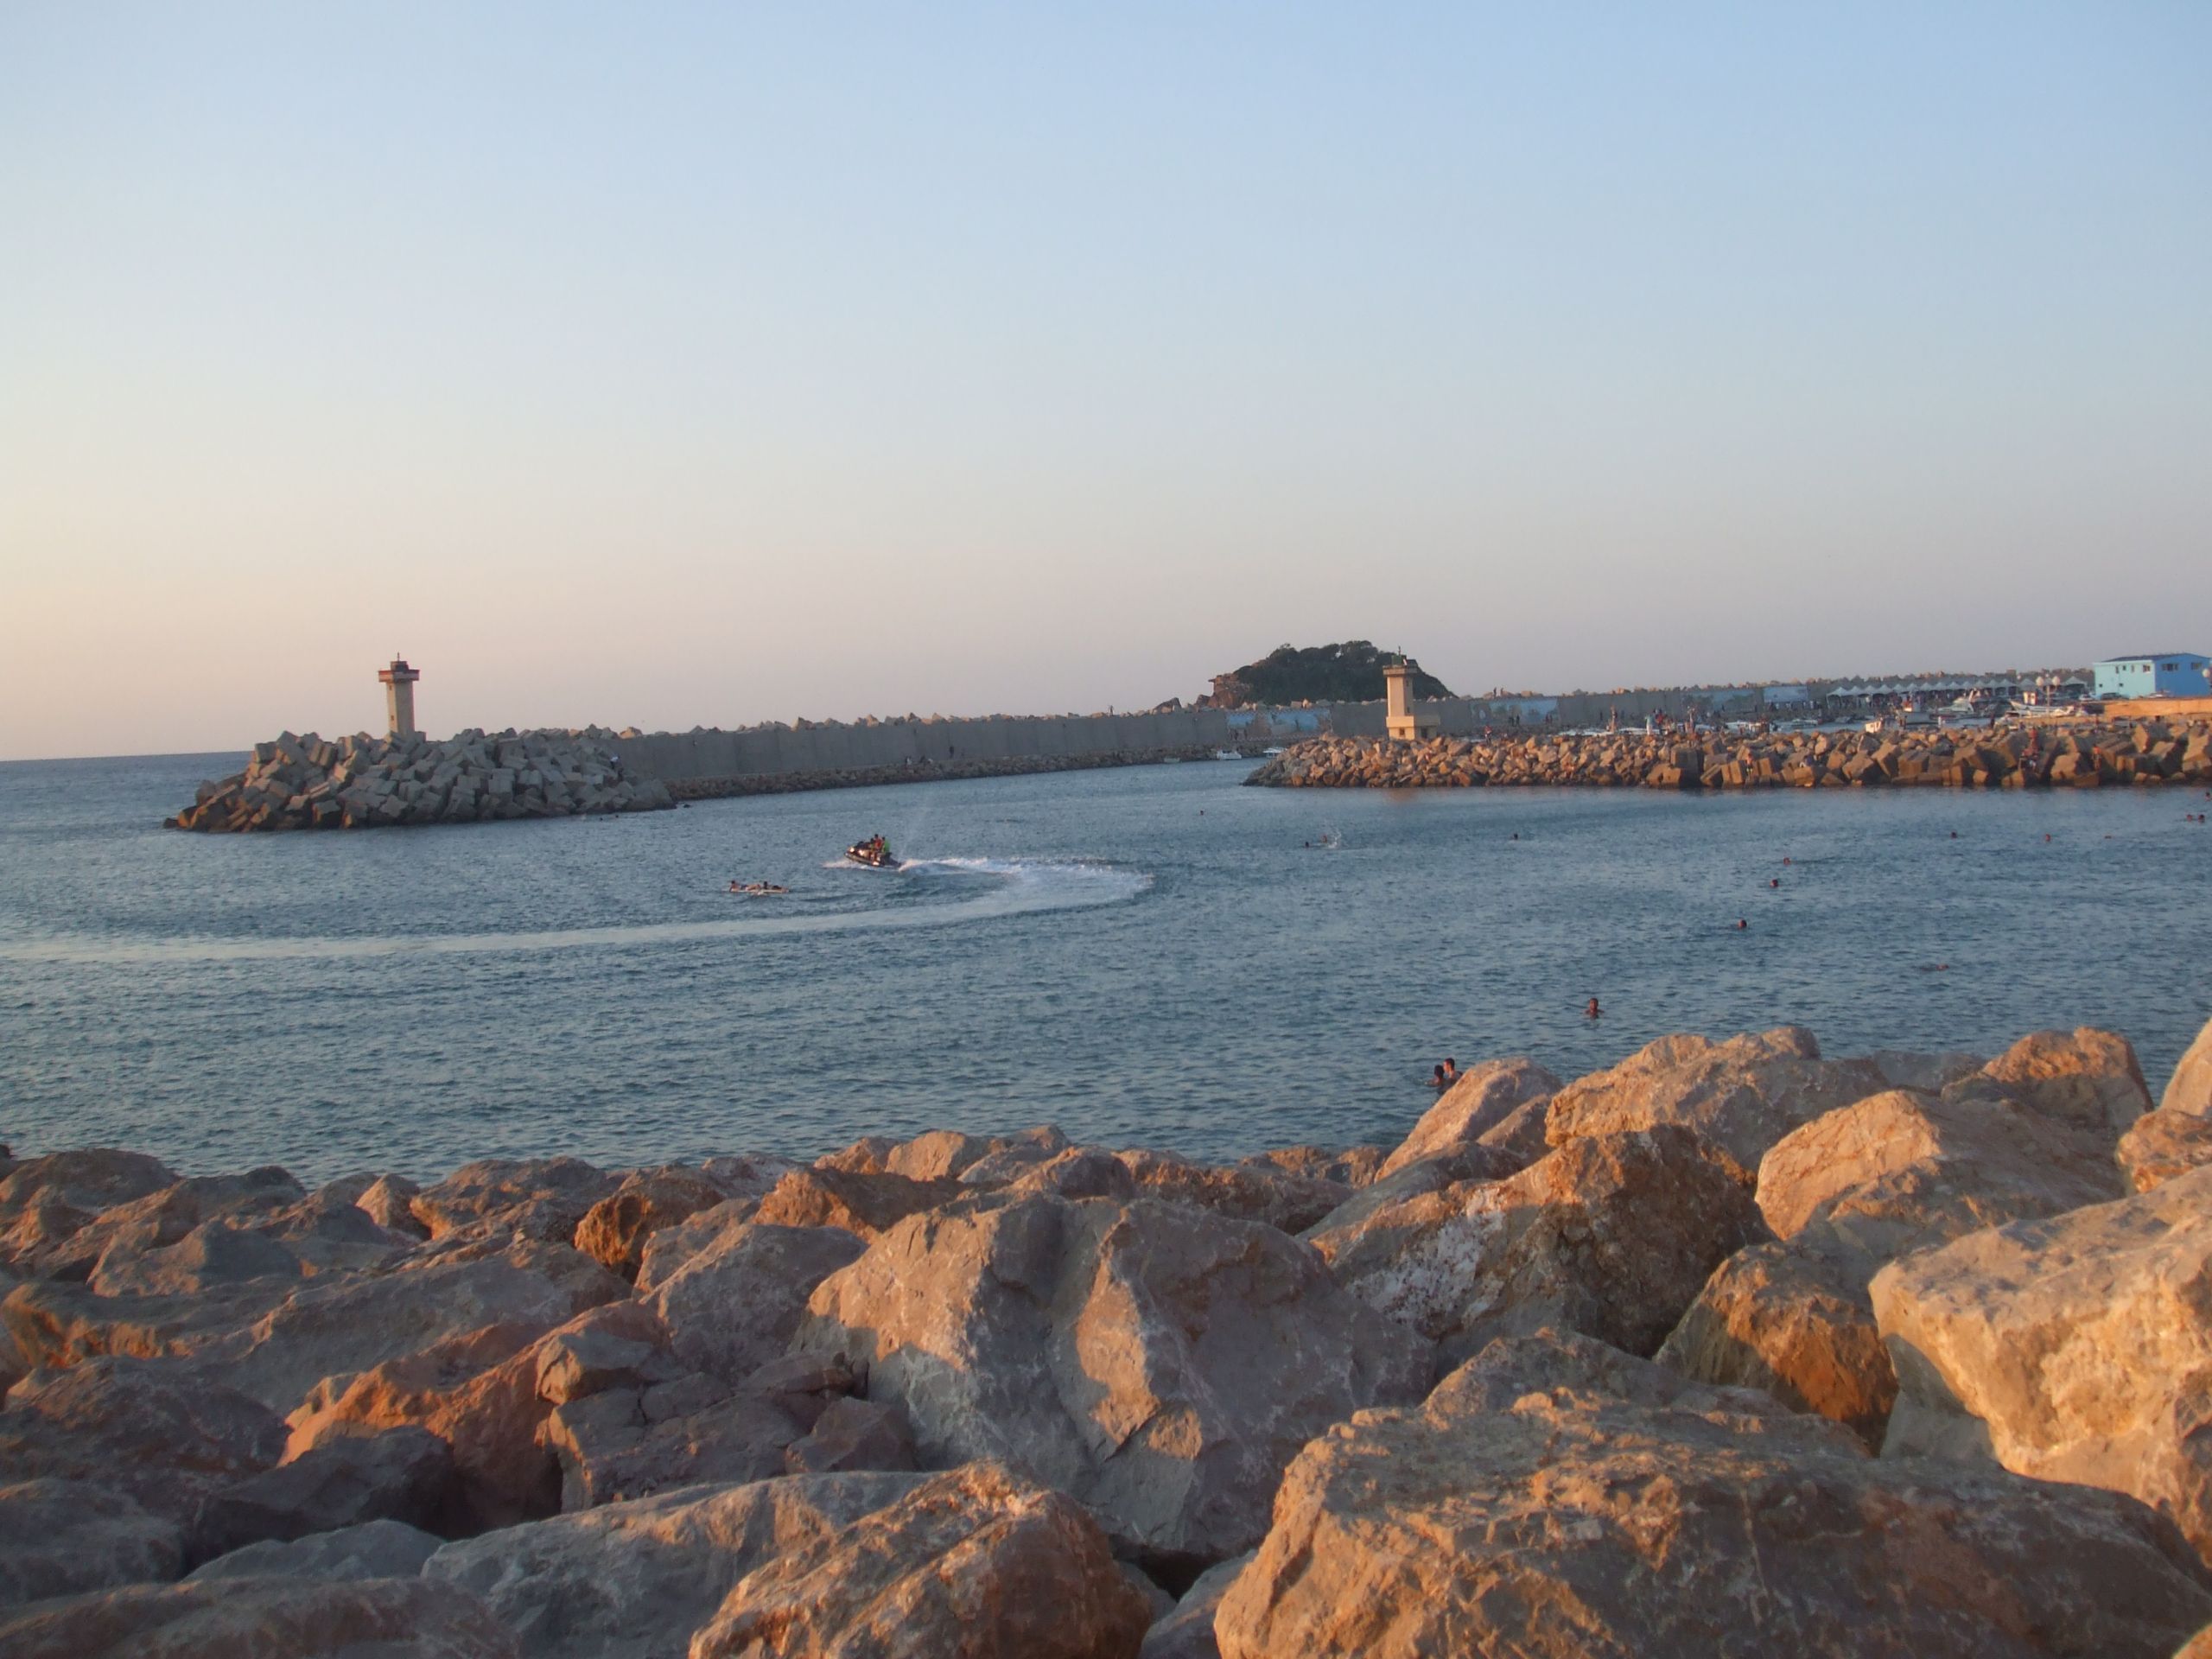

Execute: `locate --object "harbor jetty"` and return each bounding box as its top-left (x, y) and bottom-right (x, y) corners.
top-left (1248, 715), bottom-right (2212, 791)
top-left (4, 1014), bottom-right (2212, 1655)
top-left (167, 728), bottom-right (673, 832)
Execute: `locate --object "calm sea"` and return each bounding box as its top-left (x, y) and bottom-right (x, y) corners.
top-left (3, 752), bottom-right (2207, 1184)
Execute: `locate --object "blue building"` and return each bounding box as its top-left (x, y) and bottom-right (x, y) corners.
top-left (2094, 652), bottom-right (2210, 701)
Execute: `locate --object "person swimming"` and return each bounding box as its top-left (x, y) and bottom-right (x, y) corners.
top-left (1586, 997), bottom-right (1602, 1018)
top-left (1770, 878), bottom-right (1780, 887)
top-left (1734, 918), bottom-right (1748, 930)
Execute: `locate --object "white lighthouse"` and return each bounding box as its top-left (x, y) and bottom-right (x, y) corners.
top-left (378, 656), bottom-right (421, 740)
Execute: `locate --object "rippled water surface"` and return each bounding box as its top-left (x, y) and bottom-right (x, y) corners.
top-left (3, 753), bottom-right (2207, 1182)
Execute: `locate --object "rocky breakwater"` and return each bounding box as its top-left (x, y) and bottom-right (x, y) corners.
top-left (1247, 715), bottom-right (2212, 790)
top-left (6, 1010), bottom-right (2212, 1654)
top-left (167, 728), bottom-right (674, 832)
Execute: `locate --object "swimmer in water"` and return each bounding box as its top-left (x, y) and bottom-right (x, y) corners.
top-left (1770, 878), bottom-right (1780, 887)
top-left (1949, 830), bottom-right (1959, 839)
top-left (1586, 997), bottom-right (1602, 1018)
top-left (1735, 918), bottom-right (1749, 931)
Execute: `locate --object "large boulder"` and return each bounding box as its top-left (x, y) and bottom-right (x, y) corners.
top-left (1375, 1057), bottom-right (1560, 1179)
top-left (648, 1222), bottom-right (868, 1385)
top-left (573, 1166), bottom-right (729, 1281)
top-left (1300, 1144), bottom-right (1528, 1262)
top-left (690, 1462), bottom-right (1154, 1659)
top-left (796, 1193), bottom-right (1430, 1567)
top-left (1112, 1148), bottom-right (1348, 1234)
top-left (425, 1471), bottom-right (926, 1659)
top-left (1138, 1554), bottom-right (1249, 1659)
top-left (0, 1148), bottom-right (176, 1255)
top-left (1238, 1145), bottom-right (1385, 1187)
top-left (409, 1156), bottom-right (620, 1243)
top-left (753, 1166), bottom-right (964, 1236)
top-left (1542, 1027), bottom-right (1887, 1167)
top-left (1946, 1027), bottom-right (2152, 1149)
top-left (214, 1239), bottom-right (626, 1414)
top-left (185, 1519), bottom-right (444, 1584)
top-left (31, 1168), bottom-right (304, 1285)
top-left (635, 1199), bottom-right (756, 1292)
top-left (0, 1357), bottom-right (286, 1525)
top-left (1213, 1330), bottom-right (2212, 1658)
top-left (1755, 1087), bottom-right (2126, 1265)
top-left (188, 1425), bottom-right (455, 1562)
top-left (1323, 1126), bottom-right (1763, 1363)
top-left (542, 1374), bottom-right (802, 1511)
top-left (0, 1479), bottom-right (182, 1609)
top-left (0, 1573), bottom-right (521, 1659)
top-left (1656, 1242), bottom-right (1897, 1446)
top-left (2168, 1012), bottom-right (2212, 1116)
top-left (2117, 1109), bottom-right (2212, 1192)
top-left (1872, 1165), bottom-right (2212, 1564)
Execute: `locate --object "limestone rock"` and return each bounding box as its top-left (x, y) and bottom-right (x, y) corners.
top-left (425, 1470), bottom-right (926, 1659)
top-left (1324, 1126), bottom-right (1763, 1363)
top-left (36, 1167), bottom-right (304, 1285)
top-left (1656, 1241), bottom-right (1897, 1446)
top-left (0, 1479), bottom-right (182, 1610)
top-left (543, 1378), bottom-right (799, 1510)
top-left (1543, 1026), bottom-right (1887, 1167)
top-left (1237, 1145), bottom-right (1385, 1187)
top-left (1213, 1330), bottom-right (2212, 1659)
top-left (649, 1222), bottom-right (867, 1385)
top-left (752, 1166), bottom-right (964, 1237)
top-left (188, 1424), bottom-right (454, 1562)
top-left (1138, 1554), bottom-right (1249, 1659)
top-left (0, 1573), bottom-right (522, 1659)
top-left (1001, 1145), bottom-right (1138, 1200)
top-left (1755, 1087), bottom-right (2125, 1264)
top-left (1943, 1027), bottom-right (2152, 1150)
top-left (216, 1239), bottom-right (626, 1415)
top-left (0, 1149), bottom-right (177, 1269)
top-left (186, 1518), bottom-right (444, 1584)
top-left (796, 1193), bottom-right (1430, 1565)
top-left (1376, 1057), bottom-right (1560, 1178)
top-left (1872, 1166), bottom-right (2212, 1564)
top-left (1300, 1144), bottom-right (1527, 1263)
top-left (690, 1461), bottom-right (1154, 1659)
top-left (410, 1156), bottom-right (620, 1243)
top-left (356, 1174), bottom-right (429, 1238)
top-left (2167, 1012), bottom-right (2212, 1116)
top-left (635, 1199), bottom-right (758, 1293)
top-left (574, 1166), bottom-right (728, 1281)
top-left (0, 1357), bottom-right (286, 1525)
top-left (782, 1395), bottom-right (917, 1475)
top-left (2118, 1109), bottom-right (2212, 1192)
top-left (1114, 1147), bottom-right (1348, 1233)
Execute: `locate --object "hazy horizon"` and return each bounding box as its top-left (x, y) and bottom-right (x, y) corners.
top-left (5, 3), bottom-right (2209, 762)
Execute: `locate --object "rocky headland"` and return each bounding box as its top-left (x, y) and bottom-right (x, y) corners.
top-left (167, 729), bottom-right (675, 832)
top-left (1248, 715), bottom-right (2212, 790)
top-left (4, 1010), bottom-right (2212, 1654)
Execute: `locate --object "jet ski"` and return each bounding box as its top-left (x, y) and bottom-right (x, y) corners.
top-left (844, 837), bottom-right (898, 868)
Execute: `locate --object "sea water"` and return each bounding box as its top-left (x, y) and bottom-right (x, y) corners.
top-left (2, 752), bottom-right (2207, 1183)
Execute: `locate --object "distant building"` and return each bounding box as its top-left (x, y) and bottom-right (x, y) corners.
top-left (2094, 653), bottom-right (2209, 701)
top-left (1760, 684), bottom-right (1811, 709)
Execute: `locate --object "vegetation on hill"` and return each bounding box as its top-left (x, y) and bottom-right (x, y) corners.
top-left (1202, 641), bottom-right (1454, 707)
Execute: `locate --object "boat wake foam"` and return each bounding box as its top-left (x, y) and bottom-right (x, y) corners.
top-left (3, 858), bottom-right (1154, 965)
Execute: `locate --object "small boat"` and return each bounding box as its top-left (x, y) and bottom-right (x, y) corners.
top-left (843, 839), bottom-right (898, 868)
top-left (1262, 745), bottom-right (1286, 755)
top-left (1212, 748), bottom-right (1243, 761)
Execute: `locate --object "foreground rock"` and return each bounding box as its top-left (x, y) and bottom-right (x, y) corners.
top-left (1541, 1027), bottom-right (1886, 1168)
top-left (0, 1574), bottom-right (521, 1659)
top-left (425, 1471), bottom-right (926, 1659)
top-left (1215, 1330), bottom-right (2212, 1658)
top-left (185, 1519), bottom-right (443, 1584)
top-left (1374, 1058), bottom-right (1560, 1179)
top-left (168, 727), bottom-right (674, 832)
top-left (1323, 1126), bottom-right (1762, 1363)
top-left (690, 1462), bottom-right (1154, 1659)
top-left (797, 1193), bottom-right (1430, 1567)
top-left (1872, 1164), bottom-right (2212, 1564)
top-left (0, 1479), bottom-right (181, 1610)
top-left (2169, 1012), bottom-right (2212, 1116)
top-left (188, 1424), bottom-right (454, 1562)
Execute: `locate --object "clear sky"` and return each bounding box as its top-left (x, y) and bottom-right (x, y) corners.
top-left (3, 3), bottom-right (2208, 759)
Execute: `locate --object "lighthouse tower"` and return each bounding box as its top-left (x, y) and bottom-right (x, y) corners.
top-left (378, 656), bottom-right (421, 740)
top-left (1384, 655), bottom-right (1438, 741)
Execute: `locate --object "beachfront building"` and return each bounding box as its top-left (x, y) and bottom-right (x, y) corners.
top-left (2094, 653), bottom-right (2210, 701)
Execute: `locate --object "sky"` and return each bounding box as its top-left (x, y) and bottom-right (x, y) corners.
top-left (3, 3), bottom-right (2209, 759)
